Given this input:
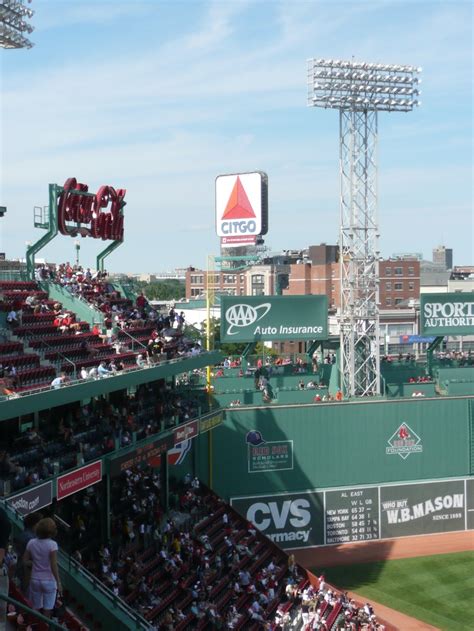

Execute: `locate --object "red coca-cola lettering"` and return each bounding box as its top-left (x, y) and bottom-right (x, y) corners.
top-left (57, 177), bottom-right (126, 241)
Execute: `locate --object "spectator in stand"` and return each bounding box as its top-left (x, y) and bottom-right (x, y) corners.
top-left (23, 518), bottom-right (62, 619)
top-left (6, 309), bottom-right (18, 327)
top-left (14, 512), bottom-right (42, 593)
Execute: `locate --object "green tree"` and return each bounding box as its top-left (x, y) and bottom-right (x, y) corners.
top-left (138, 280), bottom-right (185, 301)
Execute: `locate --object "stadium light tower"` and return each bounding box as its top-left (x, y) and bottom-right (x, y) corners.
top-left (307, 58), bottom-right (421, 397)
top-left (0, 0), bottom-right (34, 49)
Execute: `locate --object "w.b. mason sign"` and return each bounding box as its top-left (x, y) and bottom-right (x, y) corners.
top-left (220, 295), bottom-right (328, 343)
top-left (420, 293), bottom-right (474, 337)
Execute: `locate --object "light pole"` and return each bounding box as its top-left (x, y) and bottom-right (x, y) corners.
top-left (0, 1), bottom-right (35, 49)
top-left (74, 240), bottom-right (80, 268)
top-left (307, 58), bottom-right (421, 396)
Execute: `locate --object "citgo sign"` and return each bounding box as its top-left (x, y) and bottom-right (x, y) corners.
top-left (420, 293), bottom-right (474, 336)
top-left (215, 172), bottom-right (268, 245)
top-left (221, 295), bottom-right (328, 342)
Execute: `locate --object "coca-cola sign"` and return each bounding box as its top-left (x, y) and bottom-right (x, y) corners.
top-left (57, 177), bottom-right (126, 241)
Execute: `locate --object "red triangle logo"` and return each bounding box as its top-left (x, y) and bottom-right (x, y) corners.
top-left (222, 176), bottom-right (256, 219)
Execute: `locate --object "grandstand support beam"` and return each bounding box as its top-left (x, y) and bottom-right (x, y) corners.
top-left (96, 239), bottom-right (122, 273)
top-left (426, 336), bottom-right (444, 377)
top-left (241, 342), bottom-right (256, 371)
top-left (26, 184), bottom-right (59, 279)
top-left (339, 109), bottom-right (380, 397)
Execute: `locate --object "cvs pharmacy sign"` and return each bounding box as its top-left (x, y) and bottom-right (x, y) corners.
top-left (231, 490), bottom-right (324, 549)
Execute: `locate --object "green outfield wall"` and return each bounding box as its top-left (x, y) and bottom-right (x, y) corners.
top-left (196, 397), bottom-right (474, 499)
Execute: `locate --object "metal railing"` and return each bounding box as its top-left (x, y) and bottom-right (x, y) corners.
top-left (60, 553), bottom-right (154, 630)
top-left (118, 327), bottom-right (147, 352)
top-left (0, 592), bottom-right (67, 629)
top-left (35, 337), bottom-right (77, 379)
top-left (0, 351), bottom-right (218, 401)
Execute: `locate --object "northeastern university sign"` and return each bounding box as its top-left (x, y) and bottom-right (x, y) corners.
top-left (421, 293), bottom-right (474, 337)
top-left (220, 295), bottom-right (328, 343)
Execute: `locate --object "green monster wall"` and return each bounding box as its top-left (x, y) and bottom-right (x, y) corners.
top-left (195, 397), bottom-right (473, 500)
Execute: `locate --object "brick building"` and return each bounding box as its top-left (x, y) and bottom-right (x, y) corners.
top-left (284, 244), bottom-right (420, 309)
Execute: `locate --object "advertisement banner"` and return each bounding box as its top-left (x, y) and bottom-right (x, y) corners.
top-left (221, 235), bottom-right (257, 248)
top-left (173, 420), bottom-right (199, 445)
top-left (245, 429), bottom-right (293, 473)
top-left (109, 435), bottom-right (174, 478)
top-left (466, 479), bottom-right (474, 531)
top-left (200, 411), bottom-right (224, 434)
top-left (215, 172), bottom-right (268, 239)
top-left (7, 482), bottom-right (53, 516)
top-left (57, 461), bottom-right (102, 501)
top-left (221, 295), bottom-right (328, 342)
top-left (380, 479), bottom-right (466, 539)
top-left (420, 293), bottom-right (474, 336)
top-left (230, 490), bottom-right (324, 549)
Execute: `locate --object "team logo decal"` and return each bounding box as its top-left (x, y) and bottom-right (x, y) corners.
top-left (386, 423), bottom-right (423, 460)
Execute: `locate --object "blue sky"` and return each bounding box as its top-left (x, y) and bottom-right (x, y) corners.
top-left (0, 0), bottom-right (472, 273)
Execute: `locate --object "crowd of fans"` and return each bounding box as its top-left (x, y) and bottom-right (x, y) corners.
top-left (0, 266), bottom-right (204, 394)
top-left (0, 384), bottom-right (202, 493)
top-left (47, 467), bottom-right (385, 630)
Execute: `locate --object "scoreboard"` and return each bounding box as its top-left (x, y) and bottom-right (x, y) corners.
top-left (231, 477), bottom-right (474, 550)
top-left (325, 487), bottom-right (379, 544)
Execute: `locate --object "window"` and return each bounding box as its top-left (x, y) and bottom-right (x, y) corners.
top-left (408, 266), bottom-right (415, 276)
top-left (208, 274), bottom-right (219, 285)
top-left (223, 274), bottom-right (236, 284)
top-left (240, 274), bottom-right (245, 282)
top-left (394, 282), bottom-right (403, 291)
top-left (394, 298), bottom-right (403, 305)
top-left (385, 267), bottom-right (392, 276)
top-left (240, 288), bottom-right (245, 295)
top-left (408, 281), bottom-right (415, 291)
top-left (331, 285), bottom-right (335, 292)
top-left (190, 275), bottom-right (203, 284)
top-left (251, 274), bottom-right (265, 296)
top-left (386, 281), bottom-right (392, 291)
top-left (385, 297), bottom-right (392, 306)
top-left (191, 288), bottom-right (202, 297)
top-left (388, 323), bottom-right (413, 336)
top-left (394, 267), bottom-right (403, 276)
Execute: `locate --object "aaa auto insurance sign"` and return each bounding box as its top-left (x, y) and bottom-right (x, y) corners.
top-left (221, 295), bottom-right (328, 342)
top-left (215, 172), bottom-right (268, 243)
top-left (420, 293), bottom-right (474, 336)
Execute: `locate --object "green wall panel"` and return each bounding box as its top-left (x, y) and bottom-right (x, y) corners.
top-left (199, 398), bottom-right (472, 500)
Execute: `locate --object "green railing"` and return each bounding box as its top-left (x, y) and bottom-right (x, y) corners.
top-left (0, 592), bottom-right (67, 629)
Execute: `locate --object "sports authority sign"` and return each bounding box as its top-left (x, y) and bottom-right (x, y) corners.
top-left (57, 461), bottom-right (102, 500)
top-left (215, 172), bottom-right (268, 247)
top-left (420, 293), bottom-right (474, 337)
top-left (221, 295), bottom-right (328, 343)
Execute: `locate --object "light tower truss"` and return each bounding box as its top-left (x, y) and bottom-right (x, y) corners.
top-left (0, 0), bottom-right (34, 49)
top-left (307, 58), bottom-right (421, 397)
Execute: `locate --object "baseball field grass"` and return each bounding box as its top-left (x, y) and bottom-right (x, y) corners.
top-left (318, 550), bottom-right (474, 630)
